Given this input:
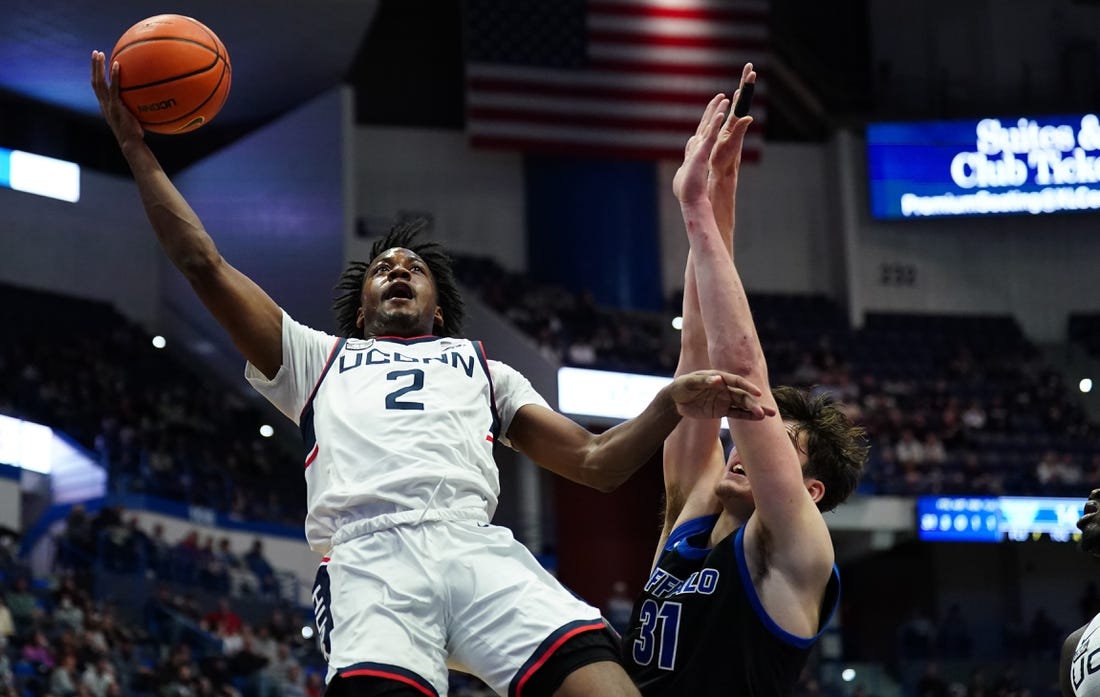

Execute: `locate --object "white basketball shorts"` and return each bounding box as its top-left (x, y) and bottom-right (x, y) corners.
top-left (312, 517), bottom-right (608, 697)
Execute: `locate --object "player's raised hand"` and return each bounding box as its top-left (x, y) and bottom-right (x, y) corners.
top-left (668, 370), bottom-right (777, 421)
top-left (673, 94), bottom-right (729, 205)
top-left (710, 62), bottom-right (756, 184)
top-left (91, 50), bottom-right (144, 145)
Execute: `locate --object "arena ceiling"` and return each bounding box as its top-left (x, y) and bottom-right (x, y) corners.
top-left (0, 0), bottom-right (381, 131)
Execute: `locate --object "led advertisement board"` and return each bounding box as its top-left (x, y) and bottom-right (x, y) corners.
top-left (867, 114), bottom-right (1100, 219)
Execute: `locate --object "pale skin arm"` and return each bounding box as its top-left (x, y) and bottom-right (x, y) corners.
top-left (1062, 624), bottom-right (1084, 697)
top-left (507, 369), bottom-right (769, 493)
top-left (658, 67), bottom-right (760, 559)
top-left (91, 51), bottom-right (283, 378)
top-left (674, 86), bottom-right (835, 633)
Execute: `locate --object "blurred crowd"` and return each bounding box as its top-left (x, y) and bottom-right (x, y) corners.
top-left (0, 540), bottom-right (324, 697)
top-left (453, 253), bottom-right (1100, 499)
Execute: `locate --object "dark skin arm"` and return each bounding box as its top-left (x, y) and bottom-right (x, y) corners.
top-left (1062, 624), bottom-right (1085, 697)
top-left (90, 51), bottom-right (283, 378)
top-left (508, 370), bottom-right (771, 492)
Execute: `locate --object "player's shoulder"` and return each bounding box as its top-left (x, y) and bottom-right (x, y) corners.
top-left (280, 311), bottom-right (341, 349)
top-left (664, 514), bottom-right (719, 556)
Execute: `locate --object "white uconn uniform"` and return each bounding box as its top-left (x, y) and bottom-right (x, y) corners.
top-left (1070, 613), bottom-right (1100, 697)
top-left (246, 313), bottom-right (605, 697)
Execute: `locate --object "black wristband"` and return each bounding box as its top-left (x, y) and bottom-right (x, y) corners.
top-left (734, 82), bottom-right (755, 117)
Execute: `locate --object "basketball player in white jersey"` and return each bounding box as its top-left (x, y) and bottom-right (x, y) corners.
top-left (92, 51), bottom-right (774, 697)
top-left (1062, 488), bottom-right (1100, 697)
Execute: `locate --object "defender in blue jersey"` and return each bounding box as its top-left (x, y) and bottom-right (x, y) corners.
top-left (92, 51), bottom-right (772, 697)
top-left (622, 67), bottom-right (868, 696)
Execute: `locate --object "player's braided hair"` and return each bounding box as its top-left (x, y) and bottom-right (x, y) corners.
top-left (332, 218), bottom-right (466, 338)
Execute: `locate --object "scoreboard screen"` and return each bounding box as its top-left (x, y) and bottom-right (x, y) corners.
top-left (917, 496), bottom-right (1084, 542)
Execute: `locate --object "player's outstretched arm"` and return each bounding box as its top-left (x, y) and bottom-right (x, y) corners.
top-left (507, 370), bottom-right (772, 492)
top-left (659, 92), bottom-right (739, 546)
top-left (677, 92), bottom-right (834, 589)
top-left (91, 51), bottom-right (282, 378)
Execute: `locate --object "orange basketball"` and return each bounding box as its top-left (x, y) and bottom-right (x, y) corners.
top-left (109, 14), bottom-right (231, 135)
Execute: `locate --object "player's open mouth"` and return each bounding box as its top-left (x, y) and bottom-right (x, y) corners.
top-left (728, 464), bottom-right (747, 478)
top-left (384, 282), bottom-right (414, 300)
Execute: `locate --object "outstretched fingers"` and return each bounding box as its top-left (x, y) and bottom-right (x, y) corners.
top-left (90, 51), bottom-right (105, 97)
top-left (724, 374), bottom-right (776, 421)
top-left (696, 93), bottom-right (727, 138)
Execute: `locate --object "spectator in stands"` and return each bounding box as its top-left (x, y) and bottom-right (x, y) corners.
top-left (22, 630), bottom-right (56, 673)
top-left (242, 540), bottom-right (277, 599)
top-left (894, 429), bottom-right (925, 465)
top-left (0, 638), bottom-right (12, 693)
top-left (0, 597), bottom-right (13, 640)
top-left (265, 642), bottom-right (302, 696)
top-left (922, 433), bottom-right (947, 464)
top-left (170, 531), bottom-right (202, 586)
top-left (283, 664), bottom-right (308, 697)
top-left (304, 671), bottom-right (324, 697)
top-left (48, 652), bottom-right (79, 697)
top-left (54, 594), bottom-right (84, 633)
top-left (5, 578), bottom-right (38, 637)
top-left (80, 654), bottom-right (116, 697)
top-left (147, 523), bottom-right (172, 578)
top-left (203, 599), bottom-right (241, 639)
top-left (214, 538), bottom-right (256, 597)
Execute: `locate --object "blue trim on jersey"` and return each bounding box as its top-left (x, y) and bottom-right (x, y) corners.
top-left (732, 526), bottom-right (841, 649)
top-left (300, 337), bottom-right (347, 459)
top-left (473, 341), bottom-right (502, 440)
top-left (665, 514), bottom-right (720, 559)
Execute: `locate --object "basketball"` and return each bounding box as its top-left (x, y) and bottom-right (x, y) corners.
top-left (109, 14), bottom-right (231, 135)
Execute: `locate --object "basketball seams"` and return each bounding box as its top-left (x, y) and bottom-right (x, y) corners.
top-left (109, 14), bottom-right (231, 134)
top-left (141, 60), bottom-right (230, 131)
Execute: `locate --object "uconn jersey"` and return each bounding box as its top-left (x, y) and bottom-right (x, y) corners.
top-left (246, 311), bottom-right (548, 552)
top-left (622, 516), bottom-right (840, 697)
top-left (1070, 613), bottom-right (1100, 697)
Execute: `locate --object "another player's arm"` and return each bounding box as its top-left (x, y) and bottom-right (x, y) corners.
top-left (91, 51), bottom-right (282, 378)
top-left (659, 73), bottom-right (755, 548)
top-left (507, 370), bottom-right (768, 493)
top-left (679, 94), bottom-right (834, 589)
top-left (1061, 624), bottom-right (1084, 697)
top-left (658, 105), bottom-right (732, 562)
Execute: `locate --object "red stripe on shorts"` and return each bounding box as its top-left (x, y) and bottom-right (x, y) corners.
top-left (514, 621), bottom-right (607, 697)
top-left (340, 669), bottom-right (436, 697)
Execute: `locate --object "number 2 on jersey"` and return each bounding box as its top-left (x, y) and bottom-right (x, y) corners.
top-left (385, 369), bottom-right (425, 410)
top-left (632, 599), bottom-right (682, 670)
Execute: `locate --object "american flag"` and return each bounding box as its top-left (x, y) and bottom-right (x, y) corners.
top-left (463, 0), bottom-right (768, 161)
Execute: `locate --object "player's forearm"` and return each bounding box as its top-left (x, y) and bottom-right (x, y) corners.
top-left (119, 139), bottom-right (222, 280)
top-left (682, 200), bottom-right (763, 378)
top-left (581, 386), bottom-right (684, 491)
top-left (676, 252), bottom-right (710, 376)
top-left (708, 178), bottom-right (736, 254)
